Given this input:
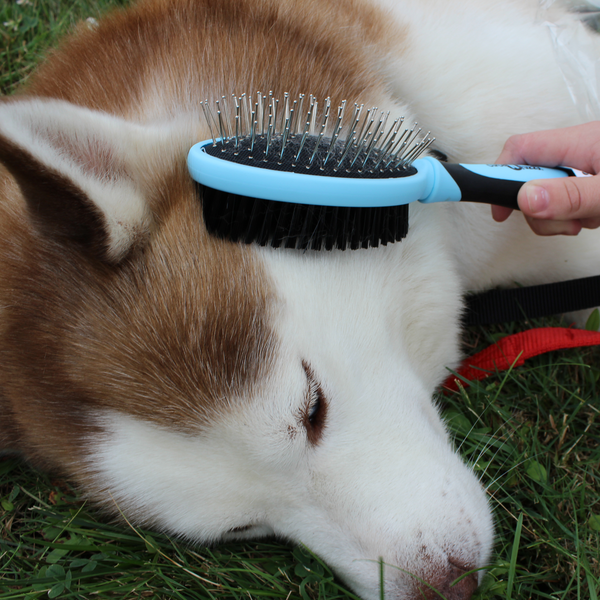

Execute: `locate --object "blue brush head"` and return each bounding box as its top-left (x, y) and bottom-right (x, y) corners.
top-left (188, 92), bottom-right (434, 249)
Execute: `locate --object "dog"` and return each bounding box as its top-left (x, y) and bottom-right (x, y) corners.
top-left (0, 0), bottom-right (599, 598)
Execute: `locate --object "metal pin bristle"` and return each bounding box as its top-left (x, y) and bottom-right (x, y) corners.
top-left (200, 92), bottom-right (434, 176)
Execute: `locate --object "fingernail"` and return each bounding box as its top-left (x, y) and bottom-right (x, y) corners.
top-left (524, 185), bottom-right (550, 214)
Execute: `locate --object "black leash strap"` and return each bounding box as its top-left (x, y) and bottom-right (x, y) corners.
top-left (463, 274), bottom-right (600, 326)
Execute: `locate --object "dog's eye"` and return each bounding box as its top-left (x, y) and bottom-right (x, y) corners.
top-left (228, 524), bottom-right (254, 534)
top-left (308, 392), bottom-right (322, 425)
top-left (301, 361), bottom-right (328, 445)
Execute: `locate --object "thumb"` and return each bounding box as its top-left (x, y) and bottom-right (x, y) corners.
top-left (518, 174), bottom-right (600, 221)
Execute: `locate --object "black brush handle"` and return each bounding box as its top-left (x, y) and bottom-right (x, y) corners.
top-left (442, 163), bottom-right (522, 210)
top-left (440, 163), bottom-right (577, 210)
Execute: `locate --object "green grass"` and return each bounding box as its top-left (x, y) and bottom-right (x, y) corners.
top-left (0, 456), bottom-right (353, 599)
top-left (446, 322), bottom-right (600, 599)
top-left (0, 0), bottom-right (129, 96)
top-left (1, 1), bottom-right (600, 598)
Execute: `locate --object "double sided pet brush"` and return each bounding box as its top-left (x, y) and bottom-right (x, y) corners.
top-left (188, 92), bottom-right (577, 250)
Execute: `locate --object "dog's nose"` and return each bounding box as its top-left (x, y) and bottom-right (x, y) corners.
top-left (414, 557), bottom-right (478, 600)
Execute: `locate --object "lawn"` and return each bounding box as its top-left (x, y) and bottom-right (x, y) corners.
top-left (1, 0), bottom-right (599, 598)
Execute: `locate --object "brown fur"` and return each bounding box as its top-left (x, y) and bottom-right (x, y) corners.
top-left (0, 0), bottom-right (401, 498)
top-left (0, 161), bottom-right (277, 467)
top-left (20, 0), bottom-right (400, 115)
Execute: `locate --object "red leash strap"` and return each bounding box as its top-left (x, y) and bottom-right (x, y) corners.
top-left (443, 327), bottom-right (600, 392)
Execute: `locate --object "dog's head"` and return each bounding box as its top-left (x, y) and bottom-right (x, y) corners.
top-left (0, 99), bottom-right (493, 599)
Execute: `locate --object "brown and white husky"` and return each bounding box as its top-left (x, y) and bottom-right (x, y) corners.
top-left (0, 0), bottom-right (598, 598)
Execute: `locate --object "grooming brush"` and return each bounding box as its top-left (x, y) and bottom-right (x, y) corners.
top-left (188, 92), bottom-right (578, 250)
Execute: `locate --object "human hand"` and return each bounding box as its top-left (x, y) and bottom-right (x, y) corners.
top-left (492, 122), bottom-right (600, 235)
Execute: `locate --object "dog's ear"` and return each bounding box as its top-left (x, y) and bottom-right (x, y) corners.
top-left (0, 99), bottom-right (164, 263)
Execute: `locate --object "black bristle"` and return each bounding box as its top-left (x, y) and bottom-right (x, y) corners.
top-left (200, 184), bottom-right (409, 251)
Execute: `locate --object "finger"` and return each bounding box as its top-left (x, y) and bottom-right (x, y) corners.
top-left (498, 123), bottom-right (600, 173)
top-left (496, 135), bottom-right (526, 165)
top-left (491, 205), bottom-right (513, 222)
top-left (524, 215), bottom-right (582, 236)
top-left (518, 175), bottom-right (600, 221)
top-left (580, 216), bottom-right (600, 230)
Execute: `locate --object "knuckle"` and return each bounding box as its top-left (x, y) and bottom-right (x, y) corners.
top-left (563, 179), bottom-right (583, 215)
top-left (504, 134), bottom-right (523, 154)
